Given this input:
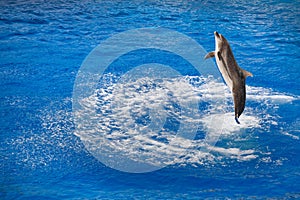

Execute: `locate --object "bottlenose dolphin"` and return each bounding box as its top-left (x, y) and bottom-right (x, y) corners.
top-left (205, 31), bottom-right (253, 124)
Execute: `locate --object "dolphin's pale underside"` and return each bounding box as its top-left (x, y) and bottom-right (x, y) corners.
top-left (205, 32), bottom-right (253, 124)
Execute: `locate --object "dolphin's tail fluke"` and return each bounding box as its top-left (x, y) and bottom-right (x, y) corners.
top-left (235, 116), bottom-right (240, 124)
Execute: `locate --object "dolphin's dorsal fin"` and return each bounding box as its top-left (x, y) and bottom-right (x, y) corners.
top-left (204, 51), bottom-right (215, 59)
top-left (242, 69), bottom-right (253, 78)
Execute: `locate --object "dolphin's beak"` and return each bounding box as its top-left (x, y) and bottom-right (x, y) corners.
top-left (214, 31), bottom-right (220, 38)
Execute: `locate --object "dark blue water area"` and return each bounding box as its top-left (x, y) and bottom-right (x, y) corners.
top-left (105, 48), bottom-right (201, 76)
top-left (1, 0), bottom-right (300, 199)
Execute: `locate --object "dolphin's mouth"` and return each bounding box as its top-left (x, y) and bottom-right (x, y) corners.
top-left (214, 31), bottom-right (222, 41)
top-left (214, 31), bottom-right (223, 49)
top-left (214, 31), bottom-right (220, 38)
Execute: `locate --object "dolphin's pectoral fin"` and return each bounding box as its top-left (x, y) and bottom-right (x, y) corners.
top-left (242, 69), bottom-right (253, 78)
top-left (204, 51), bottom-right (215, 59)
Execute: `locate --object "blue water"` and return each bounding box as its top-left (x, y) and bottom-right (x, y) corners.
top-left (1, 0), bottom-right (300, 199)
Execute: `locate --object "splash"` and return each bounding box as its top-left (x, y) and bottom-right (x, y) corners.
top-left (73, 72), bottom-right (298, 172)
top-left (7, 73), bottom-right (298, 171)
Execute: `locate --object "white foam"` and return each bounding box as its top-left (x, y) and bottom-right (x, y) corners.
top-left (207, 146), bottom-right (258, 161)
top-left (200, 112), bottom-right (261, 137)
top-left (281, 131), bottom-right (299, 140)
top-left (73, 73), bottom-right (299, 170)
top-left (246, 85), bottom-right (298, 103)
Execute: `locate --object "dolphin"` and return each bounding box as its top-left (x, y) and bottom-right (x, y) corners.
top-left (204, 31), bottom-right (253, 124)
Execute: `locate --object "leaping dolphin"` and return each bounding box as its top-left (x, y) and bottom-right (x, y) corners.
top-left (205, 31), bottom-right (253, 124)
